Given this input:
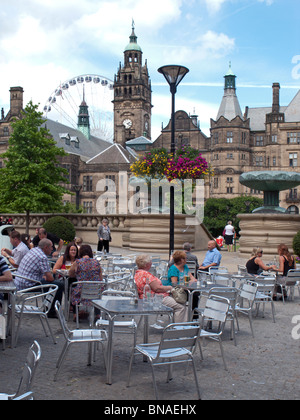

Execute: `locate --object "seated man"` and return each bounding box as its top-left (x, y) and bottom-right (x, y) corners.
top-left (199, 240), bottom-right (222, 272)
top-left (14, 238), bottom-right (64, 318)
top-left (1, 231), bottom-right (29, 269)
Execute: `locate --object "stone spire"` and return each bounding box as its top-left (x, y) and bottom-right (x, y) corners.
top-left (216, 63), bottom-right (243, 121)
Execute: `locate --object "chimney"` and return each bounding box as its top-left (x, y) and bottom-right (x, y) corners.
top-left (272, 83), bottom-right (280, 114)
top-left (10, 87), bottom-right (24, 117)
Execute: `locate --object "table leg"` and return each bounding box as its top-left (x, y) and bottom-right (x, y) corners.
top-left (143, 315), bottom-right (149, 362)
top-left (8, 292), bottom-right (16, 348)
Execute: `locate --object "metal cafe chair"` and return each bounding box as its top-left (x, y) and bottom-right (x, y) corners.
top-left (127, 322), bottom-right (201, 400)
top-left (0, 341), bottom-right (41, 400)
top-left (13, 284), bottom-right (58, 346)
top-left (54, 301), bottom-right (107, 381)
top-left (276, 269), bottom-right (300, 302)
top-left (254, 276), bottom-right (276, 323)
top-left (234, 280), bottom-right (258, 338)
top-left (197, 295), bottom-right (230, 370)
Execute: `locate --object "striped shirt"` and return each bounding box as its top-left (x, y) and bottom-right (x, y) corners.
top-left (14, 247), bottom-right (51, 290)
top-left (0, 256), bottom-right (10, 276)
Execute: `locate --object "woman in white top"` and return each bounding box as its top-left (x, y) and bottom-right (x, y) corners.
top-left (224, 221), bottom-right (235, 252)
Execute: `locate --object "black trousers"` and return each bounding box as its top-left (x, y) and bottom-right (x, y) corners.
top-left (98, 240), bottom-right (110, 253)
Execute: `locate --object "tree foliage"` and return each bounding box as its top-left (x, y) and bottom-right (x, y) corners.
top-left (0, 101), bottom-right (69, 230)
top-left (203, 196), bottom-right (263, 238)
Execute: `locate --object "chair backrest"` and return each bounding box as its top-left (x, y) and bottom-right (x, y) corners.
top-left (16, 341), bottom-right (41, 397)
top-left (41, 285), bottom-right (59, 313)
top-left (186, 261), bottom-right (197, 277)
top-left (203, 295), bottom-right (230, 324)
top-left (255, 277), bottom-right (276, 295)
top-left (155, 261), bottom-right (168, 278)
top-left (238, 280), bottom-right (258, 303)
top-left (286, 269), bottom-right (300, 285)
top-left (209, 266), bottom-right (228, 275)
top-left (208, 287), bottom-right (237, 307)
top-left (106, 273), bottom-right (132, 291)
top-left (156, 323), bottom-right (200, 360)
top-left (79, 281), bottom-right (105, 301)
top-left (55, 301), bottom-right (71, 339)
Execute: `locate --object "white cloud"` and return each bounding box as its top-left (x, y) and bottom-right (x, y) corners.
top-left (205, 0), bottom-right (227, 14)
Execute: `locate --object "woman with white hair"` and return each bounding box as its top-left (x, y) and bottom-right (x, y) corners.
top-left (134, 254), bottom-right (188, 323)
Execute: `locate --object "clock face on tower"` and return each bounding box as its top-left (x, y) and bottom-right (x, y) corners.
top-left (123, 119), bottom-right (132, 129)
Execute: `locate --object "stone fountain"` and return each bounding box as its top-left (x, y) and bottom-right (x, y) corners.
top-left (238, 171), bottom-right (300, 256)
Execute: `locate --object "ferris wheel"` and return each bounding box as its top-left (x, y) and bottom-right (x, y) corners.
top-left (43, 74), bottom-right (114, 142)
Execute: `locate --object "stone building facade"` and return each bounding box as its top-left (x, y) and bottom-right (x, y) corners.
top-left (1, 28), bottom-right (300, 215)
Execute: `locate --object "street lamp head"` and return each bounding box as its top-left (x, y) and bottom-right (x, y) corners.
top-left (158, 65), bottom-right (189, 93)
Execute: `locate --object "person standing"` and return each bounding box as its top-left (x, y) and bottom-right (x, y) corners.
top-left (97, 219), bottom-right (111, 253)
top-left (224, 221), bottom-right (235, 252)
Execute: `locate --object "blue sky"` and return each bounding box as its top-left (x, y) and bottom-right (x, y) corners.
top-left (0, 0), bottom-right (299, 139)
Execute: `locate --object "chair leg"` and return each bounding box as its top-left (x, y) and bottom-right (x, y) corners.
top-left (218, 338), bottom-right (228, 371)
top-left (248, 311), bottom-right (255, 338)
top-left (43, 316), bottom-right (57, 344)
top-left (150, 363), bottom-right (159, 400)
top-left (54, 343), bottom-right (71, 381)
top-left (191, 357), bottom-right (201, 400)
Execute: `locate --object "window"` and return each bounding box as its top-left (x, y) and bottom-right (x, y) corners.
top-left (213, 154), bottom-right (219, 161)
top-left (289, 153), bottom-right (298, 167)
top-left (227, 132), bottom-right (233, 143)
top-left (214, 133), bottom-right (219, 145)
top-left (287, 205), bottom-right (299, 215)
top-left (255, 136), bottom-right (264, 146)
top-left (254, 156), bottom-right (264, 167)
top-left (273, 157), bottom-right (276, 166)
top-left (227, 153), bottom-right (233, 159)
top-left (226, 187), bottom-right (233, 194)
top-left (83, 176), bottom-right (93, 192)
top-left (227, 177), bottom-right (233, 183)
top-left (241, 154), bottom-right (246, 161)
top-left (271, 135), bottom-right (277, 143)
top-left (83, 202), bottom-right (93, 214)
top-left (287, 132), bottom-right (300, 144)
top-left (241, 132), bottom-right (247, 144)
top-left (213, 178), bottom-right (219, 189)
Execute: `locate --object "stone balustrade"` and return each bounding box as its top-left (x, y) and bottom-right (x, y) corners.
top-left (1, 213), bottom-right (211, 252)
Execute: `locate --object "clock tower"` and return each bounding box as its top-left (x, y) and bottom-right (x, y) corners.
top-left (113, 23), bottom-right (152, 146)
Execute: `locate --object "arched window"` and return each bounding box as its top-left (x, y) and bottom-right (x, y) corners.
top-left (287, 205), bottom-right (299, 214)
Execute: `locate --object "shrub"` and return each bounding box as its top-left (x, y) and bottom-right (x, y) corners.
top-left (43, 216), bottom-right (76, 243)
top-left (293, 231), bottom-right (300, 257)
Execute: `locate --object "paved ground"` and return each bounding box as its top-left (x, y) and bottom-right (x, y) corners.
top-left (1, 249), bottom-right (300, 401)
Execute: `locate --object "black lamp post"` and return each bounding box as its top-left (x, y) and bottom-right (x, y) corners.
top-left (158, 65), bottom-right (189, 258)
top-left (72, 185), bottom-right (82, 210)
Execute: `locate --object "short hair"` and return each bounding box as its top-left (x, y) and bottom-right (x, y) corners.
top-left (135, 254), bottom-right (152, 269)
top-left (39, 238), bottom-right (52, 250)
top-left (39, 228), bottom-right (47, 236)
top-left (172, 251), bottom-right (186, 264)
top-left (183, 242), bottom-right (191, 251)
top-left (10, 231), bottom-right (21, 240)
top-left (79, 244), bottom-right (93, 259)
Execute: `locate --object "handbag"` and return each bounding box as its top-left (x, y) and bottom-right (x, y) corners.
top-left (171, 286), bottom-right (188, 305)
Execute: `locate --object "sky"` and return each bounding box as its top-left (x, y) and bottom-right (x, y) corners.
top-left (0, 0), bottom-right (299, 140)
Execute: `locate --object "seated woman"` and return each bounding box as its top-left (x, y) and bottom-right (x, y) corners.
top-left (69, 244), bottom-right (103, 321)
top-left (246, 248), bottom-right (277, 275)
top-left (277, 243), bottom-right (296, 276)
top-left (53, 242), bottom-right (79, 275)
top-left (167, 251), bottom-right (196, 285)
top-left (134, 254), bottom-right (187, 323)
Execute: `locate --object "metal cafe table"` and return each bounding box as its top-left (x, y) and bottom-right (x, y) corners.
top-left (92, 297), bottom-right (173, 385)
top-left (0, 281), bottom-right (17, 348)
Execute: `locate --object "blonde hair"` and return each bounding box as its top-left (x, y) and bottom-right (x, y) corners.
top-left (251, 247), bottom-right (263, 257)
top-left (135, 254), bottom-right (152, 269)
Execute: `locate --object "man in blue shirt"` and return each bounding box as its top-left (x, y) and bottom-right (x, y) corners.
top-left (199, 240), bottom-right (222, 272)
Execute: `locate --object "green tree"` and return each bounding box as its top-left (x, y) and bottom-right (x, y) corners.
top-left (0, 101), bottom-right (69, 233)
top-left (203, 196), bottom-right (263, 238)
